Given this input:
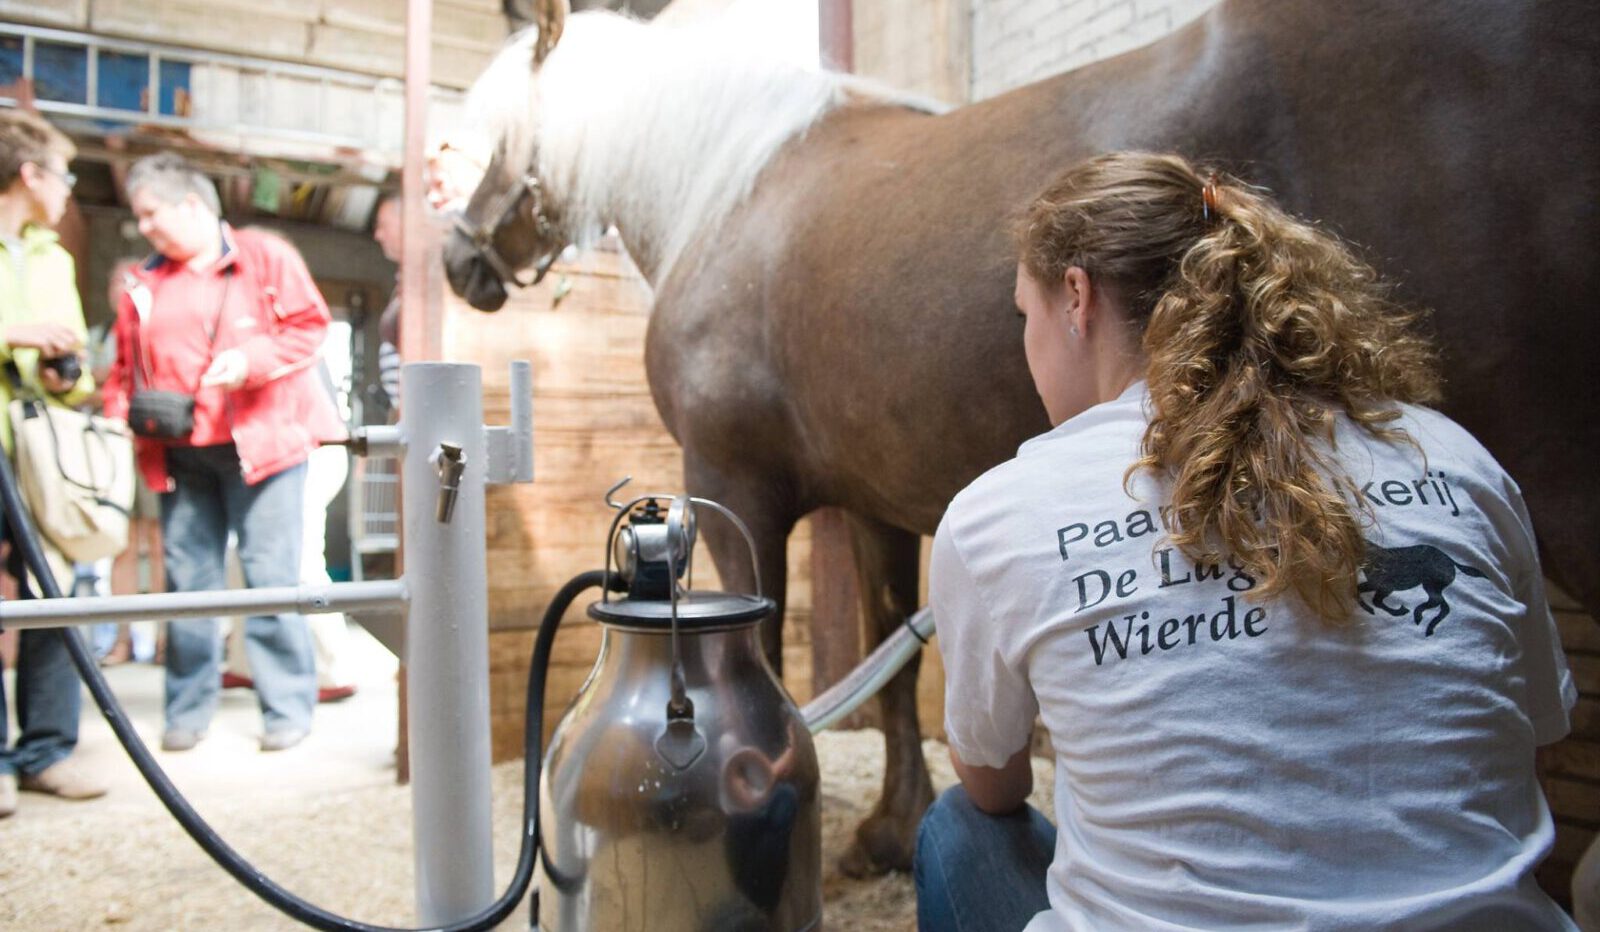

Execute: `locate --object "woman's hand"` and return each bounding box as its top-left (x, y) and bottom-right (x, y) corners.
top-left (6, 322), bottom-right (81, 357)
top-left (200, 349), bottom-right (248, 390)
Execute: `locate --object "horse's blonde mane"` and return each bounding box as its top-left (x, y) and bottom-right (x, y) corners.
top-left (465, 11), bottom-right (939, 283)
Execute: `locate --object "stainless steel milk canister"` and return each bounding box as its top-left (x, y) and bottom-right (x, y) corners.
top-left (538, 493), bottom-right (822, 931)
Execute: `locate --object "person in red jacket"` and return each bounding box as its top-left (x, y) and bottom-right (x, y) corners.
top-left (102, 153), bottom-right (345, 753)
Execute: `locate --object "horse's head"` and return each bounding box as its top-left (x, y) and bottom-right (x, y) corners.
top-left (444, 151), bottom-right (568, 311)
top-left (443, 0), bottom-right (569, 311)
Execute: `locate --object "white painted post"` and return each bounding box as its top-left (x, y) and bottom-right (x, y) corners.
top-left (402, 362), bottom-right (497, 924)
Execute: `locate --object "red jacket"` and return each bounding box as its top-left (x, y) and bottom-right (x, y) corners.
top-left (103, 225), bottom-right (347, 490)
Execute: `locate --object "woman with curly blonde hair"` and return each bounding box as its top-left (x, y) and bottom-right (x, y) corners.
top-left (917, 152), bottom-right (1576, 931)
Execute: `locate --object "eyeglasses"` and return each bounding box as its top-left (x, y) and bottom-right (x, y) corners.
top-left (37, 164), bottom-right (77, 190)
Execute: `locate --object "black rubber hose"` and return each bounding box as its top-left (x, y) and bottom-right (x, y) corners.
top-left (0, 445), bottom-right (610, 931)
top-left (519, 567), bottom-right (613, 929)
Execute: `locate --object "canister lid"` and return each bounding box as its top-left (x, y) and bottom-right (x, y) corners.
top-left (587, 590), bottom-right (774, 630)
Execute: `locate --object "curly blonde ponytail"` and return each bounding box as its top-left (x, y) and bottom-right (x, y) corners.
top-left (1017, 152), bottom-right (1442, 618)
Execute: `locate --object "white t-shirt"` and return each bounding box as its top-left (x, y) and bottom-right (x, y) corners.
top-left (932, 382), bottom-right (1577, 932)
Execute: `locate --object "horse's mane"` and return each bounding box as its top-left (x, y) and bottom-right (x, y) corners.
top-left (466, 12), bottom-right (939, 281)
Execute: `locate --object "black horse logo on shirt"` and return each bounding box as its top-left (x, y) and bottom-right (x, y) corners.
top-left (1357, 541), bottom-right (1488, 636)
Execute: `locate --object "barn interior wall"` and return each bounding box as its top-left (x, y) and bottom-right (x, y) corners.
top-left (970, 0), bottom-right (1219, 99)
top-left (2, 0), bottom-right (507, 88)
top-left (852, 0), bottom-right (1220, 103)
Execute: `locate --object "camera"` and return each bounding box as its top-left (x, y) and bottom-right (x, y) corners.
top-left (41, 355), bottom-right (82, 383)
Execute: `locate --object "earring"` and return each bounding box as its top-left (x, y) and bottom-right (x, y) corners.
top-left (1069, 325), bottom-right (1079, 337)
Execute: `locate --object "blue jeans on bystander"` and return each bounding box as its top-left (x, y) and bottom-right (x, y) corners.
top-left (914, 785), bottom-right (1057, 932)
top-left (0, 539), bottom-right (83, 778)
top-left (161, 444), bottom-right (314, 738)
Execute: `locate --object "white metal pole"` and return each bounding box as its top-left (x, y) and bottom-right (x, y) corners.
top-left (0, 580), bottom-right (405, 629)
top-left (402, 361), bottom-right (496, 923)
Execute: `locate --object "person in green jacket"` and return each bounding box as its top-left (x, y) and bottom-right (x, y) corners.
top-left (0, 108), bottom-right (107, 817)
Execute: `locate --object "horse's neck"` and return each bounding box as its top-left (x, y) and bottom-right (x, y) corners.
top-left (539, 25), bottom-right (851, 290)
top-left (604, 215), bottom-right (669, 288)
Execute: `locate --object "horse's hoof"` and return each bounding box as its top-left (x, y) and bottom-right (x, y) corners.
top-left (837, 816), bottom-right (915, 878)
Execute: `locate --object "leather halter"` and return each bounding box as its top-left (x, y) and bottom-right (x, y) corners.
top-left (451, 172), bottom-right (554, 289)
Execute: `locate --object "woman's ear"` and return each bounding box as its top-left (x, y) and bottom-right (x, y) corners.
top-left (1062, 266), bottom-right (1093, 336)
top-left (17, 161), bottom-right (45, 192)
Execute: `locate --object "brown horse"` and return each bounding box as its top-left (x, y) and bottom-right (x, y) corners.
top-left (445, 0), bottom-right (1599, 874)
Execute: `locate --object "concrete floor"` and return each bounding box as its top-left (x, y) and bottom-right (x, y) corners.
top-left (4, 620), bottom-right (400, 825)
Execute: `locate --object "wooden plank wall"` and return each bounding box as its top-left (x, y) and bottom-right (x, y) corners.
top-left (1538, 586), bottom-right (1599, 908)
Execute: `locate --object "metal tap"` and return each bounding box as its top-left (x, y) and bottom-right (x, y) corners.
top-left (432, 442), bottom-right (466, 523)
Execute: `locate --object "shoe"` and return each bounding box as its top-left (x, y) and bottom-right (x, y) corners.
top-left (161, 729), bottom-right (205, 752)
top-left (18, 759), bottom-right (108, 800)
top-left (318, 684), bottom-right (357, 703)
top-left (221, 671), bottom-right (255, 690)
top-left (0, 774), bottom-right (16, 818)
top-left (260, 728), bottom-right (309, 752)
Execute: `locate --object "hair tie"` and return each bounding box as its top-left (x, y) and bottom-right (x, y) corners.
top-left (1201, 174), bottom-right (1222, 224)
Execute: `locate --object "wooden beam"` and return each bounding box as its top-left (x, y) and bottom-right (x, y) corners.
top-left (401, 0), bottom-right (443, 364)
top-left (818, 0), bottom-right (853, 72)
top-left (808, 0), bottom-right (867, 715)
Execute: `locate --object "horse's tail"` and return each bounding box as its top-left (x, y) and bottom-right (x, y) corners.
top-left (1453, 561), bottom-right (1488, 579)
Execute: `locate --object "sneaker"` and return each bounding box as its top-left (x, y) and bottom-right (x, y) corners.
top-left (161, 729), bottom-right (205, 752)
top-left (317, 684), bottom-right (357, 703)
top-left (0, 773), bottom-right (16, 818)
top-left (18, 759), bottom-right (108, 800)
top-left (260, 728), bottom-right (309, 752)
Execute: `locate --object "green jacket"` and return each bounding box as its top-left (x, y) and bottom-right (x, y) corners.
top-left (0, 225), bottom-right (95, 454)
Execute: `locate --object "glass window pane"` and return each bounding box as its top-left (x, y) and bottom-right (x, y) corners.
top-left (0, 36), bottom-right (22, 88)
top-left (34, 41), bottom-right (87, 105)
top-left (159, 59), bottom-right (192, 116)
top-left (97, 50), bottom-right (149, 112)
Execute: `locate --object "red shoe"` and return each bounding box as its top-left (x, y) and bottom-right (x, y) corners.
top-left (221, 671), bottom-right (255, 690)
top-left (318, 684), bottom-right (357, 703)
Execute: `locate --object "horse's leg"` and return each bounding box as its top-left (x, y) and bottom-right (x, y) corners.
top-left (1355, 580), bottom-right (1376, 614)
top-left (1373, 591), bottom-right (1408, 617)
top-left (680, 455), bottom-right (793, 673)
top-left (838, 514), bottom-right (935, 878)
top-left (1418, 592), bottom-right (1449, 636)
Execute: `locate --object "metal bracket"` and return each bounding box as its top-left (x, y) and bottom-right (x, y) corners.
top-left (484, 360), bottom-right (534, 486)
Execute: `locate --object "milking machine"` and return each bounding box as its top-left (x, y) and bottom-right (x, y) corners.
top-left (0, 361), bottom-right (935, 931)
top-left (536, 487), bottom-right (821, 930)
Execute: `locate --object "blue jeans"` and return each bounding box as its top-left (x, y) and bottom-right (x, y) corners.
top-left (915, 786), bottom-right (1057, 932)
top-left (0, 539), bottom-right (83, 777)
top-left (161, 445), bottom-right (314, 736)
